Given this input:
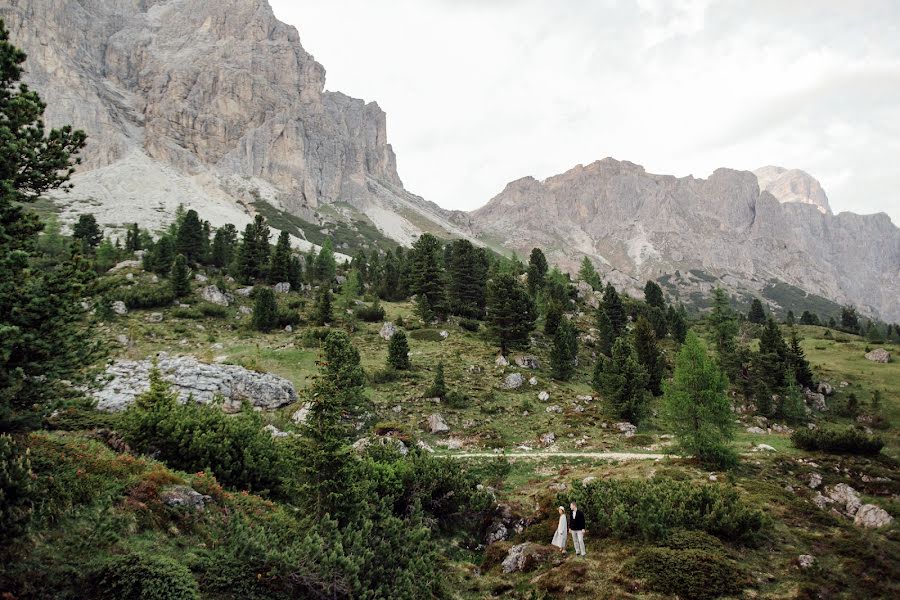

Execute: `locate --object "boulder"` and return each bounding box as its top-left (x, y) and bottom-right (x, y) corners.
top-left (239, 305), bottom-right (252, 315)
top-left (545, 405), bottom-right (562, 414)
top-left (864, 348), bottom-right (891, 363)
top-left (200, 284), bottom-right (231, 306)
top-left (752, 444), bottom-right (777, 452)
top-left (160, 485), bottom-right (211, 511)
top-left (109, 259), bottom-right (142, 272)
top-left (495, 354), bottom-right (510, 367)
top-left (93, 352), bottom-right (297, 412)
top-left (379, 321), bottom-right (397, 340)
top-left (352, 435), bottom-right (408, 456)
top-left (853, 504), bottom-right (893, 528)
top-left (145, 312), bottom-right (164, 323)
top-left (273, 281), bottom-right (291, 293)
top-left (825, 483), bottom-right (861, 516)
top-left (514, 355), bottom-right (541, 369)
top-left (807, 472), bottom-right (822, 489)
top-left (615, 422), bottom-right (637, 437)
top-left (804, 390), bottom-right (827, 411)
top-left (817, 382), bottom-right (834, 396)
top-left (528, 376), bottom-right (538, 386)
top-left (111, 300), bottom-right (128, 315)
top-left (284, 325), bottom-right (292, 333)
top-left (501, 543), bottom-right (555, 574)
top-left (439, 330), bottom-right (449, 339)
top-left (539, 432), bottom-right (556, 446)
top-left (194, 273), bottom-right (208, 283)
top-left (427, 413), bottom-right (450, 434)
top-left (798, 555), bottom-right (816, 569)
top-left (235, 286), bottom-right (254, 297)
top-left (746, 426), bottom-right (767, 434)
top-left (501, 373), bottom-right (524, 390)
top-left (291, 403), bottom-right (311, 424)
top-left (263, 424), bottom-right (290, 438)
top-left (416, 440), bottom-right (435, 453)
top-left (538, 390), bottom-right (550, 402)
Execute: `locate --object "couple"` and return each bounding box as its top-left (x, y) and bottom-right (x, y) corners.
top-left (551, 501), bottom-right (587, 556)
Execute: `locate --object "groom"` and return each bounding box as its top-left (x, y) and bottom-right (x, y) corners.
top-left (569, 501), bottom-right (586, 556)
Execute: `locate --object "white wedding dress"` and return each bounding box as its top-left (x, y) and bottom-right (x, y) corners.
top-left (551, 513), bottom-right (567, 549)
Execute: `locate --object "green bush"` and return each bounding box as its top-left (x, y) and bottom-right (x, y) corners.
top-left (299, 327), bottom-right (331, 348)
top-left (93, 553), bottom-right (200, 600)
top-left (112, 284), bottom-right (175, 309)
top-left (562, 477), bottom-right (764, 543)
top-left (626, 547), bottom-right (749, 600)
top-left (197, 302), bottom-right (228, 318)
top-left (791, 426), bottom-right (884, 455)
top-left (410, 329), bottom-right (444, 342)
top-left (369, 367), bottom-right (401, 384)
top-left (661, 529), bottom-right (726, 553)
top-left (459, 318), bottom-right (480, 332)
top-left (276, 308), bottom-right (301, 328)
top-left (444, 390), bottom-right (469, 409)
top-left (355, 302), bottom-right (386, 322)
top-left (171, 306), bottom-right (203, 319)
top-left (0, 434), bottom-right (34, 541)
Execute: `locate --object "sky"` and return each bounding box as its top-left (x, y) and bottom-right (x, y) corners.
top-left (270, 0), bottom-right (900, 222)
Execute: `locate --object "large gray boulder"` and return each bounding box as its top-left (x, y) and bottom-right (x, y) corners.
top-left (854, 504), bottom-right (894, 528)
top-left (93, 352), bottom-right (297, 412)
top-left (864, 348), bottom-right (891, 363)
top-left (200, 285), bottom-right (232, 306)
top-left (501, 373), bottom-right (525, 390)
top-left (427, 413), bottom-right (450, 434)
top-left (160, 485), bottom-right (211, 511)
top-left (379, 322), bottom-right (397, 340)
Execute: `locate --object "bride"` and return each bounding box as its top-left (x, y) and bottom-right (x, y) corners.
top-left (551, 506), bottom-right (568, 553)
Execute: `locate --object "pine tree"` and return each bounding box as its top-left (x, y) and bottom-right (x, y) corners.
top-left (94, 238), bottom-right (118, 272)
top-left (269, 229), bottom-right (292, 284)
top-left (427, 361), bottom-right (447, 399)
top-left (709, 288), bottom-right (738, 363)
top-left (35, 215), bottom-right (67, 259)
top-left (596, 283), bottom-right (626, 355)
top-left (787, 328), bottom-right (814, 389)
top-left (313, 287), bottom-right (333, 326)
top-left (669, 304), bottom-right (688, 343)
top-left (747, 298), bottom-right (766, 324)
top-left (235, 222), bottom-right (259, 283)
top-left (446, 239), bottom-right (488, 319)
top-left (124, 223), bottom-right (141, 252)
top-left (633, 315), bottom-right (664, 395)
top-left (149, 234), bottom-right (175, 276)
top-left (175, 208), bottom-right (205, 263)
top-left (314, 239), bottom-right (336, 284)
top-left (387, 330), bottom-right (411, 370)
top-left (544, 300), bottom-right (563, 336)
top-left (643, 280), bottom-right (665, 310)
top-left (72, 213), bottom-right (102, 250)
top-left (252, 215), bottom-right (271, 279)
top-left (408, 233), bottom-right (447, 320)
top-left (210, 223), bottom-right (237, 269)
top-left (485, 272), bottom-right (536, 354)
top-left (351, 250), bottom-right (368, 282)
top-left (578, 256), bottom-right (602, 290)
top-left (785, 310), bottom-right (795, 326)
top-left (550, 317), bottom-right (578, 381)
top-left (0, 433), bottom-right (34, 540)
top-left (170, 254), bottom-right (191, 297)
top-left (662, 331), bottom-right (736, 469)
top-left (288, 255), bottom-right (302, 289)
top-left (526, 247), bottom-right (548, 296)
top-left (799, 310), bottom-right (818, 326)
top-left (252, 286), bottom-right (278, 332)
top-left (597, 309), bottom-right (615, 356)
top-left (840, 306), bottom-right (860, 333)
top-left (596, 337), bottom-right (649, 425)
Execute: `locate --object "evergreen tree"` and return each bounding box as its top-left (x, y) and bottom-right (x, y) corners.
top-left (251, 287), bottom-right (278, 332)
top-left (485, 272), bottom-right (536, 354)
top-left (35, 215), bottom-right (67, 259)
top-left (446, 239), bottom-right (488, 318)
top-left (170, 254), bottom-right (191, 297)
top-left (709, 288), bottom-right (738, 363)
top-left (268, 229), bottom-right (292, 284)
top-left (288, 255), bottom-right (303, 290)
top-left (209, 223), bottom-right (237, 269)
top-left (840, 306), bottom-right (860, 333)
top-left (387, 330), bottom-right (411, 370)
top-left (785, 310), bottom-right (795, 326)
top-left (149, 234), bottom-right (175, 276)
top-left (0, 22), bottom-right (96, 422)
top-left (633, 315), bottom-right (664, 395)
top-left (596, 337), bottom-right (650, 425)
top-left (427, 361), bottom-right (447, 399)
top-left (124, 223), bottom-right (141, 252)
top-left (252, 215), bottom-right (271, 279)
top-left (314, 239), bottom-right (336, 284)
top-left (72, 213), bottom-right (102, 250)
top-left (799, 310), bottom-right (818, 326)
top-left (378, 250), bottom-right (401, 301)
top-left (175, 208), bottom-right (205, 263)
top-left (643, 280), bottom-right (665, 310)
top-left (662, 332), bottom-right (736, 469)
top-left (313, 287), bottom-right (333, 326)
top-left (646, 305), bottom-right (668, 339)
top-left (828, 316), bottom-right (836, 329)
top-left (747, 298), bottom-right (766, 324)
top-left (351, 249), bottom-right (368, 282)
top-left (235, 222), bottom-right (260, 283)
top-left (578, 256), bottom-right (602, 290)
top-left (544, 300), bottom-right (563, 336)
top-left (865, 321), bottom-right (883, 343)
top-left (526, 247), bottom-right (548, 296)
top-left (408, 233), bottom-right (447, 320)
top-left (669, 304), bottom-right (688, 343)
top-left (596, 309), bottom-right (615, 356)
top-left (778, 374), bottom-right (807, 423)
top-left (94, 238), bottom-right (118, 272)
top-left (550, 317), bottom-right (578, 381)
top-left (596, 283), bottom-right (626, 355)
top-left (787, 328), bottom-right (814, 389)
top-left (752, 318), bottom-right (790, 416)
top-left (0, 433), bottom-right (34, 539)
top-left (304, 247), bottom-right (317, 283)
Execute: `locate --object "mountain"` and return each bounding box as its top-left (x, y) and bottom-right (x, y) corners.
top-left (0, 0), bottom-right (468, 252)
top-left (465, 158), bottom-right (900, 321)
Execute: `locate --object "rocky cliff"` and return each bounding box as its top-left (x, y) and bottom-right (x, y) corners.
top-left (467, 158), bottom-right (900, 321)
top-left (0, 0), bottom-right (465, 244)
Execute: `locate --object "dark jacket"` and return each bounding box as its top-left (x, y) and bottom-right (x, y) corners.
top-left (570, 509), bottom-right (585, 531)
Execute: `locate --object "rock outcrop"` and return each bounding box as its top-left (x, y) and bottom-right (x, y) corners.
top-left (753, 166), bottom-right (831, 214)
top-left (93, 352), bottom-right (297, 412)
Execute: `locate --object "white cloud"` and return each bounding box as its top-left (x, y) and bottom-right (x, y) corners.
top-left (272, 0), bottom-right (900, 223)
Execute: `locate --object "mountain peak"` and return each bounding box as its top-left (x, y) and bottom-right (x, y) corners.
top-left (753, 166), bottom-right (831, 214)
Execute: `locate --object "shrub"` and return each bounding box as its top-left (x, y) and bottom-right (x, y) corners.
top-left (276, 308), bottom-right (301, 328)
top-left (355, 301), bottom-right (386, 322)
top-left (197, 302), bottom-right (228, 318)
top-left (459, 318), bottom-right (480, 332)
top-left (791, 427), bottom-right (884, 455)
top-left (93, 553), bottom-right (200, 600)
top-left (661, 529), bottom-right (726, 553)
top-left (562, 477), bottom-right (764, 543)
top-left (369, 367), bottom-right (401, 384)
top-left (112, 284), bottom-right (175, 309)
top-left (287, 297), bottom-right (305, 310)
top-left (410, 329), bottom-right (444, 342)
top-left (444, 390), bottom-right (469, 409)
top-left (299, 327), bottom-right (331, 348)
top-left (625, 547), bottom-right (749, 600)
top-left (387, 330), bottom-right (411, 370)
top-left (0, 434), bottom-right (34, 541)
top-left (171, 306), bottom-right (202, 319)
top-left (252, 287), bottom-right (278, 332)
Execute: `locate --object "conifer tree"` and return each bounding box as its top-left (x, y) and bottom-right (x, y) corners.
top-left (94, 238), bottom-right (118, 272)
top-left (268, 230), bottom-right (292, 284)
top-left (313, 287), bottom-right (333, 326)
top-left (314, 239), bottom-right (336, 284)
top-left (747, 298), bottom-right (766, 324)
top-left (596, 337), bottom-right (650, 425)
top-left (840, 306), bottom-right (860, 333)
top-left (72, 213), bottom-right (102, 250)
top-left (351, 249), bottom-right (368, 282)
top-left (526, 247), bottom-right (548, 296)
top-left (427, 361), bottom-right (447, 399)
top-left (550, 317), bottom-right (578, 380)
top-left (408, 233), bottom-right (447, 320)
top-left (387, 330), bottom-right (411, 370)
top-left (799, 310), bottom-right (818, 325)
top-left (35, 215), bottom-right (67, 259)
top-left (124, 223), bottom-right (141, 252)
top-left (378, 250), bottom-right (401, 301)
top-left (597, 309), bottom-right (615, 356)
top-left (485, 272), bottom-right (536, 354)
top-left (252, 215), bottom-right (271, 279)
top-left (252, 286), bottom-right (278, 332)
top-left (787, 328), bottom-right (814, 389)
top-left (175, 208), bottom-right (205, 263)
top-left (578, 256), bottom-right (601, 290)
top-left (785, 310), bottom-right (795, 326)
top-left (662, 331), bottom-right (736, 468)
top-left (149, 234), bottom-right (175, 276)
top-left (210, 223), bottom-right (237, 269)
top-left (288, 255), bottom-right (303, 289)
top-left (544, 300), bottom-right (563, 336)
top-left (170, 254), bottom-right (191, 297)
top-left (596, 283), bottom-right (626, 355)
top-left (643, 280), bottom-right (665, 310)
top-left (669, 304), bottom-right (688, 343)
top-left (235, 221), bottom-right (262, 283)
top-left (446, 239), bottom-right (488, 319)
top-left (633, 315), bottom-right (664, 395)
top-left (709, 288), bottom-right (738, 365)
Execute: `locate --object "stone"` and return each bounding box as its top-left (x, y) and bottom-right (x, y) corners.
top-left (864, 348), bottom-right (891, 363)
top-left (576, 395), bottom-right (593, 402)
top-left (194, 273), bottom-right (208, 283)
top-left (753, 444), bottom-right (777, 452)
top-left (235, 287), bottom-right (254, 297)
top-left (160, 485), bottom-right (211, 511)
top-left (416, 440), bottom-right (435, 453)
top-left (839, 381), bottom-right (849, 388)
top-left (804, 390), bottom-right (827, 411)
top-left (93, 352), bottom-right (297, 412)
top-left (539, 432), bottom-right (556, 446)
top-left (199, 285), bottom-right (231, 306)
top-left (528, 376), bottom-right (538, 386)
top-left (263, 424), bottom-right (290, 438)
top-left (825, 483), bottom-right (861, 516)
top-left (284, 325), bottom-right (292, 332)
top-left (427, 413), bottom-right (450, 434)
top-left (439, 330), bottom-right (449, 339)
top-left (807, 472), bottom-right (822, 489)
top-left (109, 260), bottom-right (142, 272)
top-left (125, 272), bottom-right (134, 281)
top-left (238, 306), bottom-right (252, 315)
top-left (538, 391), bottom-right (550, 402)
top-left (379, 322), bottom-right (397, 340)
top-left (501, 543), bottom-right (554, 574)
top-left (514, 355), bottom-right (541, 369)
top-left (291, 403), bottom-right (311, 424)
top-left (501, 373), bottom-right (524, 390)
top-left (582, 476), bottom-right (597, 485)
top-left (352, 435), bottom-right (408, 456)
top-left (798, 555), bottom-right (816, 569)
top-left (545, 405), bottom-right (562, 414)
top-left (145, 312), bottom-right (163, 323)
top-left (853, 504), bottom-right (893, 528)
top-left (746, 426), bottom-right (767, 434)
top-left (111, 300), bottom-right (128, 315)
top-left (273, 281), bottom-right (291, 293)
top-left (770, 423), bottom-right (793, 434)
top-left (495, 354), bottom-right (509, 367)
top-left (615, 422), bottom-right (637, 437)
top-left (817, 382), bottom-right (834, 396)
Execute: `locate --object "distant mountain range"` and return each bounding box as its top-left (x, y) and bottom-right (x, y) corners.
top-left (3, 0), bottom-right (897, 320)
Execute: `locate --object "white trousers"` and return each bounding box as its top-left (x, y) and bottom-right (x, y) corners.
top-left (570, 530), bottom-right (586, 555)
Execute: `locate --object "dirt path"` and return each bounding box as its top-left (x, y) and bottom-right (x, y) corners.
top-left (444, 451), bottom-right (667, 461)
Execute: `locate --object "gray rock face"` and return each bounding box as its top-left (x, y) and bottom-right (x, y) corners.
top-left (379, 322), bottom-right (397, 340)
top-left (93, 352), bottom-right (297, 412)
top-left (111, 301), bottom-right (128, 316)
top-left (854, 504), bottom-right (893, 528)
top-left (160, 485), bottom-right (211, 511)
top-left (501, 373), bottom-right (525, 390)
top-left (515, 355), bottom-right (541, 369)
top-left (467, 158), bottom-right (900, 321)
top-left (427, 413), bottom-right (450, 434)
top-left (864, 348), bottom-right (891, 363)
top-left (753, 166), bottom-right (831, 214)
top-left (273, 282), bottom-right (291, 294)
top-left (200, 285), bottom-right (231, 306)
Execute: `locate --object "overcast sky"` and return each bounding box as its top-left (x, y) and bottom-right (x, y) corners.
top-left (271, 0), bottom-right (900, 222)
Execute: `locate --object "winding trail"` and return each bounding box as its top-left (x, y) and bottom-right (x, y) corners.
top-left (443, 451), bottom-right (667, 461)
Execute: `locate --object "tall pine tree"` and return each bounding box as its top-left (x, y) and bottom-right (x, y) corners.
top-left (408, 233), bottom-right (447, 321)
top-left (550, 317), bottom-right (578, 381)
top-left (268, 229), bottom-right (292, 284)
top-left (485, 272), bottom-right (536, 354)
top-left (446, 239), bottom-right (488, 319)
top-left (595, 337), bottom-right (650, 425)
top-left (633, 315), bottom-right (664, 395)
top-left (175, 208), bottom-right (205, 263)
top-left (526, 247), bottom-right (548, 296)
top-left (170, 254), bottom-right (191, 297)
